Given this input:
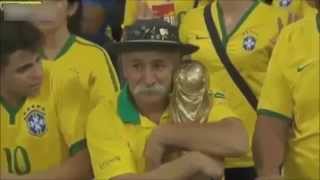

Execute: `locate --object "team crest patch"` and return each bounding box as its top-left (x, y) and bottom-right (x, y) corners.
top-left (279, 0), bottom-right (292, 7)
top-left (243, 35), bottom-right (256, 51)
top-left (24, 105), bottom-right (47, 137)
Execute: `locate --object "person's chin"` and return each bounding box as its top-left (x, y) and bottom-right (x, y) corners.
top-left (34, 21), bottom-right (56, 32)
top-left (28, 87), bottom-right (41, 97)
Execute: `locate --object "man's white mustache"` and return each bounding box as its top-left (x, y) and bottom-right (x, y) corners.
top-left (133, 84), bottom-right (168, 96)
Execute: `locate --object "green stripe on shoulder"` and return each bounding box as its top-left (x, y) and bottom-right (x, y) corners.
top-left (257, 109), bottom-right (291, 122)
top-left (74, 38), bottom-right (119, 92)
top-left (69, 139), bottom-right (87, 156)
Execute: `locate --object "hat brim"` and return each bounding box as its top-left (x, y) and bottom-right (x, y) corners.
top-left (112, 41), bottom-right (199, 55)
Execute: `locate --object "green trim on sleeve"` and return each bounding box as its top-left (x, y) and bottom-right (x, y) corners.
top-left (69, 139), bottom-right (87, 156)
top-left (257, 109), bottom-right (292, 122)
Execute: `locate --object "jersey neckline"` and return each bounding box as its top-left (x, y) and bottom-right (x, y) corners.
top-left (0, 96), bottom-right (26, 125)
top-left (41, 34), bottom-right (76, 60)
top-left (215, 0), bottom-right (260, 46)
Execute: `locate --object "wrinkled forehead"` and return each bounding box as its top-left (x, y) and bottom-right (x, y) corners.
top-left (121, 49), bottom-right (181, 64)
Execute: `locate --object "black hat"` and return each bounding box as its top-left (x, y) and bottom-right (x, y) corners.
top-left (114, 19), bottom-right (198, 55)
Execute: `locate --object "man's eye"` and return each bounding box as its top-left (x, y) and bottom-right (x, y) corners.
top-left (154, 64), bottom-right (166, 70)
top-left (17, 64), bottom-right (32, 73)
top-left (133, 64), bottom-right (141, 69)
top-left (36, 56), bottom-right (42, 63)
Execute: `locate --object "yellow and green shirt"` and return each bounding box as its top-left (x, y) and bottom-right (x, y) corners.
top-left (87, 85), bottom-right (239, 179)
top-left (123, 0), bottom-right (210, 27)
top-left (258, 13), bottom-right (320, 179)
top-left (43, 34), bottom-right (119, 108)
top-left (179, 0), bottom-right (289, 168)
top-left (0, 62), bottom-right (87, 174)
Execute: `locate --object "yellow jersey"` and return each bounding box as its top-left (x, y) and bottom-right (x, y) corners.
top-left (179, 0), bottom-right (289, 168)
top-left (258, 13), bottom-right (320, 179)
top-left (123, 0), bottom-right (210, 26)
top-left (0, 61), bottom-right (87, 174)
top-left (271, 0), bottom-right (317, 17)
top-left (43, 34), bottom-right (119, 107)
top-left (87, 85), bottom-right (239, 179)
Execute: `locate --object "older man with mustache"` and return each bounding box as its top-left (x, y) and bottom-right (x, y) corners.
top-left (87, 19), bottom-right (249, 180)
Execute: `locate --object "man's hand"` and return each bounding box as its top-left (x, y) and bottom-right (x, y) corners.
top-left (190, 152), bottom-right (224, 179)
top-left (144, 127), bottom-right (166, 171)
top-left (267, 13), bottom-right (302, 55)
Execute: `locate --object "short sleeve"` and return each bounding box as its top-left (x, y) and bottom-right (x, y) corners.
top-left (87, 100), bottom-right (136, 179)
top-left (257, 28), bottom-right (293, 121)
top-left (53, 67), bottom-right (90, 156)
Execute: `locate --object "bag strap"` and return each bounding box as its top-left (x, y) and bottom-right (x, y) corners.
top-left (203, 3), bottom-right (257, 110)
top-left (193, 0), bottom-right (200, 8)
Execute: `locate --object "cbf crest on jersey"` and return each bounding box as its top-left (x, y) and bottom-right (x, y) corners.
top-left (24, 105), bottom-right (47, 137)
top-left (279, 0), bottom-right (292, 7)
top-left (243, 33), bottom-right (257, 52)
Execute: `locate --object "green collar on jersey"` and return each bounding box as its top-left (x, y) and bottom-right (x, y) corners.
top-left (215, 0), bottom-right (260, 46)
top-left (41, 34), bottom-right (76, 60)
top-left (0, 96), bottom-right (26, 125)
top-left (117, 84), bottom-right (140, 125)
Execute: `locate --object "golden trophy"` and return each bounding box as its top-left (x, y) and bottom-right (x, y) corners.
top-left (169, 60), bottom-right (212, 124)
top-left (168, 60), bottom-right (222, 180)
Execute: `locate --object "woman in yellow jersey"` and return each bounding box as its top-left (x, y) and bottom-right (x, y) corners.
top-left (179, 0), bottom-right (292, 179)
top-left (31, 0), bottom-right (119, 105)
top-left (0, 18), bottom-right (92, 179)
top-left (123, 0), bottom-right (211, 26)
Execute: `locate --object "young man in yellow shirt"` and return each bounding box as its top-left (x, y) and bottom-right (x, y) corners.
top-left (0, 19), bottom-right (92, 179)
top-left (32, 0), bottom-right (119, 106)
top-left (87, 19), bottom-right (249, 180)
top-left (253, 7), bottom-right (320, 180)
top-left (179, 0), bottom-right (290, 179)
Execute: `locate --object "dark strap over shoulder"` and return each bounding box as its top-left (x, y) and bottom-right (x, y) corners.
top-left (203, 3), bottom-right (257, 110)
top-left (193, 0), bottom-right (201, 8)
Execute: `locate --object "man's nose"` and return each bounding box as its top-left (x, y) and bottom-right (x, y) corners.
top-left (142, 67), bottom-right (156, 86)
top-left (31, 65), bottom-right (43, 83)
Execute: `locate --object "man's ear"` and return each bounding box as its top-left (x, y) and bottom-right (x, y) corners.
top-left (67, 2), bottom-right (79, 17)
